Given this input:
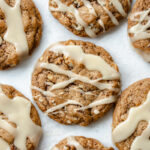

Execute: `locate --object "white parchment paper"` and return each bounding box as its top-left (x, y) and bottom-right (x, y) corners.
top-left (0, 0), bottom-right (150, 149)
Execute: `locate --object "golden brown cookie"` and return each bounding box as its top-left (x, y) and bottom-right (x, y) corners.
top-left (31, 40), bottom-right (121, 126)
top-left (0, 84), bottom-right (42, 150)
top-left (51, 136), bottom-right (114, 150)
top-left (128, 0), bottom-right (150, 62)
top-left (112, 78), bottom-right (150, 150)
top-left (0, 0), bottom-right (42, 70)
top-left (49, 0), bottom-right (131, 38)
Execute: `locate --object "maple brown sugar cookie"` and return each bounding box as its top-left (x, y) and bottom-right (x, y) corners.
top-left (0, 0), bottom-right (42, 70)
top-left (128, 0), bottom-right (150, 62)
top-left (51, 136), bottom-right (114, 150)
top-left (49, 0), bottom-right (131, 38)
top-left (31, 40), bottom-right (121, 126)
top-left (112, 78), bottom-right (150, 150)
top-left (0, 84), bottom-right (42, 150)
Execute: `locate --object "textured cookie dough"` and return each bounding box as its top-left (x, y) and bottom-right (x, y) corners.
top-left (112, 78), bottom-right (150, 150)
top-left (128, 0), bottom-right (150, 62)
top-left (31, 40), bottom-right (120, 126)
top-left (49, 0), bottom-right (131, 38)
top-left (0, 84), bottom-right (42, 150)
top-left (0, 0), bottom-right (42, 70)
top-left (51, 136), bottom-right (114, 150)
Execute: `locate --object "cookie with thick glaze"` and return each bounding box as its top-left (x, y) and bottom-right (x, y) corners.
top-left (0, 0), bottom-right (42, 70)
top-left (0, 84), bottom-right (42, 150)
top-left (51, 136), bottom-right (114, 150)
top-left (31, 40), bottom-right (120, 126)
top-left (49, 0), bottom-right (131, 38)
top-left (128, 0), bottom-right (150, 62)
top-left (112, 78), bottom-right (150, 150)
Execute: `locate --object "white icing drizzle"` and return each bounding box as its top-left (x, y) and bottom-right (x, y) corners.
top-left (0, 36), bottom-right (2, 45)
top-left (45, 81), bottom-right (54, 86)
top-left (50, 45), bottom-right (120, 80)
top-left (46, 100), bottom-right (84, 114)
top-left (77, 95), bottom-right (116, 111)
top-left (51, 137), bottom-right (85, 150)
top-left (98, 19), bottom-right (105, 31)
top-left (0, 87), bottom-right (42, 150)
top-left (110, 0), bottom-right (126, 17)
top-left (129, 8), bottom-right (150, 42)
top-left (67, 136), bottom-right (85, 150)
top-left (50, 0), bottom-right (96, 37)
top-left (50, 0), bottom-right (126, 36)
top-left (46, 96), bottom-right (116, 113)
top-left (32, 86), bottom-right (55, 97)
top-left (97, 0), bottom-right (119, 25)
top-left (82, 0), bottom-right (96, 16)
top-left (40, 63), bottom-right (117, 92)
top-left (0, 117), bottom-right (16, 135)
top-left (0, 138), bottom-right (10, 150)
top-left (112, 91), bottom-right (150, 150)
top-left (0, 0), bottom-right (29, 57)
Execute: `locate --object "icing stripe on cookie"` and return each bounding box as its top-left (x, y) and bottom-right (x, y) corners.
top-left (51, 136), bottom-right (85, 150)
top-left (129, 8), bottom-right (150, 41)
top-left (112, 91), bottom-right (150, 150)
top-left (46, 96), bottom-right (116, 114)
top-left (97, 0), bottom-right (119, 25)
top-left (67, 136), bottom-right (85, 150)
top-left (0, 36), bottom-right (2, 45)
top-left (46, 100), bottom-right (84, 114)
top-left (0, 0), bottom-right (29, 57)
top-left (76, 95), bottom-right (116, 110)
top-left (50, 45), bottom-right (120, 80)
top-left (31, 86), bottom-right (56, 97)
top-left (0, 117), bottom-right (16, 135)
top-left (0, 87), bottom-right (42, 150)
top-left (82, 0), bottom-right (96, 16)
top-left (39, 63), bottom-right (117, 91)
top-left (110, 0), bottom-right (127, 17)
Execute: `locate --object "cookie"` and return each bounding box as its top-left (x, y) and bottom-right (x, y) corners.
top-left (31, 40), bottom-right (120, 126)
top-left (0, 84), bottom-right (42, 150)
top-left (49, 0), bottom-right (131, 38)
top-left (0, 0), bottom-right (42, 70)
top-left (51, 136), bottom-right (114, 150)
top-left (128, 0), bottom-right (150, 62)
top-left (112, 78), bottom-right (150, 150)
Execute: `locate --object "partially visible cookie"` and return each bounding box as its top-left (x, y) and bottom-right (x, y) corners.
top-left (49, 0), bottom-right (131, 38)
top-left (0, 0), bottom-right (42, 70)
top-left (0, 84), bottom-right (42, 150)
top-left (51, 136), bottom-right (114, 150)
top-left (112, 78), bottom-right (150, 150)
top-left (31, 40), bottom-right (120, 126)
top-left (128, 0), bottom-right (150, 62)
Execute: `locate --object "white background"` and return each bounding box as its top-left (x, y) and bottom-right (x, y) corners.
top-left (0, 0), bottom-right (150, 149)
